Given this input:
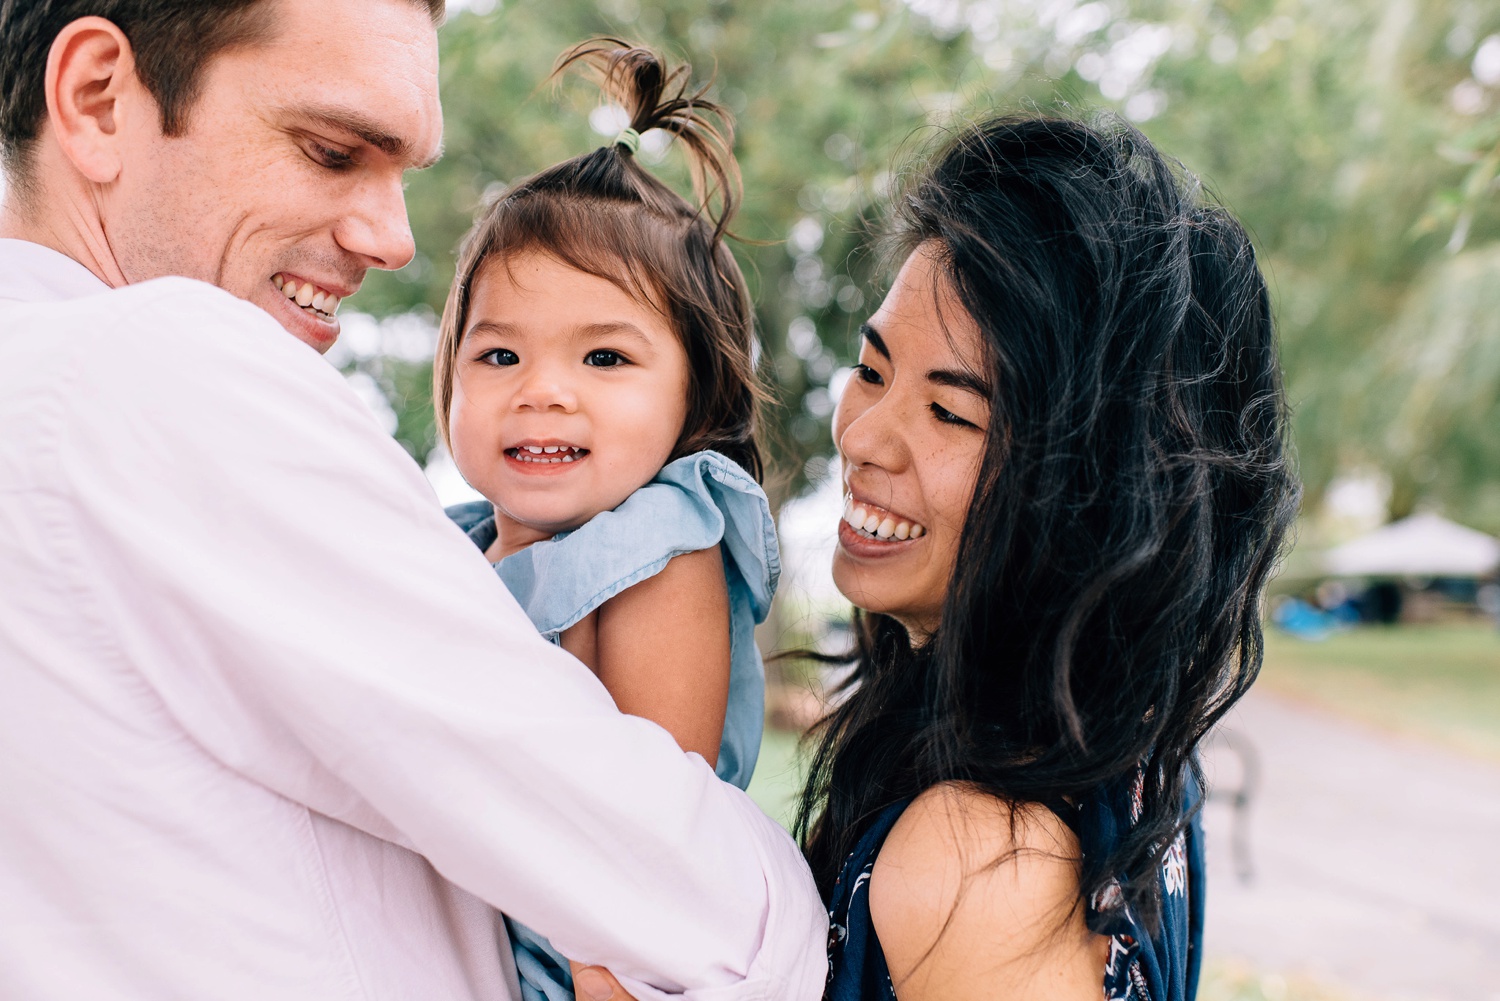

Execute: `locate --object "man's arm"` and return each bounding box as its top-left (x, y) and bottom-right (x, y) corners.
top-left (52, 280), bottom-right (825, 1000)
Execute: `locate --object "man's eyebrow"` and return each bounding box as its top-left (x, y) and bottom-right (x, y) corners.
top-left (927, 368), bottom-right (992, 398)
top-left (290, 105), bottom-right (443, 169)
top-left (858, 323), bottom-right (891, 360)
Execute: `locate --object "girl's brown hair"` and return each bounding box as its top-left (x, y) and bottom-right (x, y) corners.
top-left (434, 39), bottom-right (765, 480)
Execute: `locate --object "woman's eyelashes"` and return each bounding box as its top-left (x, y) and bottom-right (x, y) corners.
top-left (854, 363), bottom-right (884, 386)
top-left (929, 402), bottom-right (980, 429)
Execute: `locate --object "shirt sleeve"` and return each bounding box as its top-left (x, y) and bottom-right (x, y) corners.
top-left (50, 279), bottom-right (827, 1001)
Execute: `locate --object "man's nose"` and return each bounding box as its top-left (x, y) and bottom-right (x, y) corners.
top-left (334, 173), bottom-right (417, 272)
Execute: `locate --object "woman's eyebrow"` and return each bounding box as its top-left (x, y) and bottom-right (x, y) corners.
top-left (927, 368), bottom-right (992, 398)
top-left (859, 323), bottom-right (891, 360)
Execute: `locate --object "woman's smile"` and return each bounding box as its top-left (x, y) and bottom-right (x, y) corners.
top-left (837, 496), bottom-right (927, 556)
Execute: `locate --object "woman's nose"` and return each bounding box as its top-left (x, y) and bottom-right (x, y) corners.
top-left (835, 394), bottom-right (907, 473)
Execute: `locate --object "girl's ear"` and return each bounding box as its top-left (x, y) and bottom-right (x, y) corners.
top-left (45, 17), bottom-right (142, 185)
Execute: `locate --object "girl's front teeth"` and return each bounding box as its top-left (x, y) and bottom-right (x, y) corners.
top-left (842, 498), bottom-right (925, 541)
top-left (512, 445), bottom-right (587, 463)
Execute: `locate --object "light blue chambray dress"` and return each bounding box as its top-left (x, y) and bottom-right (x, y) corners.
top-left (445, 450), bottom-right (779, 1001)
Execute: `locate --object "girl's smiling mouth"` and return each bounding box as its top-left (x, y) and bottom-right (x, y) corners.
top-left (503, 441), bottom-right (591, 470)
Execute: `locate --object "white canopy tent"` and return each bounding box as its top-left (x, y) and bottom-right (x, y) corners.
top-left (1322, 512), bottom-right (1500, 578)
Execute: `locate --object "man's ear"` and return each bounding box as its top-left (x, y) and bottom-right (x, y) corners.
top-left (43, 17), bottom-right (146, 186)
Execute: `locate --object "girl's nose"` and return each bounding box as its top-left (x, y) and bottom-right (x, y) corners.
top-left (511, 367), bottom-right (579, 413)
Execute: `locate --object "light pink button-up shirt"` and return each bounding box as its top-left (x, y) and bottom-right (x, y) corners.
top-left (0, 239), bottom-right (826, 1000)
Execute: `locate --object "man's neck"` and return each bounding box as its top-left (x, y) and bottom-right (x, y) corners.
top-left (0, 183), bottom-right (128, 289)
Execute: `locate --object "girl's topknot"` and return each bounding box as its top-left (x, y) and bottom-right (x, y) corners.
top-left (548, 38), bottom-right (740, 242)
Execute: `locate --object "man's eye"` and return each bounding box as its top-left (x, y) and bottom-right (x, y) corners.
top-left (930, 402), bottom-right (978, 428)
top-left (308, 142), bottom-right (355, 170)
top-left (479, 349), bottom-right (519, 366)
top-left (855, 364), bottom-right (884, 386)
top-left (585, 349), bottom-right (627, 367)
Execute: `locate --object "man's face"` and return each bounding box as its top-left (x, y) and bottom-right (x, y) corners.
top-left (107, 0), bottom-right (442, 352)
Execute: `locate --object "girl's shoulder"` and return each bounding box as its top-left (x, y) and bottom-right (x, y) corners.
top-left (489, 450), bottom-right (777, 639)
top-left (868, 783), bottom-right (1107, 1000)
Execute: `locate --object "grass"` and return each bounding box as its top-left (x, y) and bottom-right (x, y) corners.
top-left (1259, 623), bottom-right (1500, 761)
top-left (746, 726), bottom-right (806, 831)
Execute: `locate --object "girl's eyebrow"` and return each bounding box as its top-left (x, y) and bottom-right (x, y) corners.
top-left (574, 321), bottom-right (653, 345)
top-left (858, 323), bottom-right (891, 360)
top-left (464, 320), bottom-right (516, 339)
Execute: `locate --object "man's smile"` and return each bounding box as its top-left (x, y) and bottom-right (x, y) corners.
top-left (273, 273), bottom-right (345, 322)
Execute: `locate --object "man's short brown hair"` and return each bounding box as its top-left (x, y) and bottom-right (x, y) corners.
top-left (0, 0), bottom-right (445, 183)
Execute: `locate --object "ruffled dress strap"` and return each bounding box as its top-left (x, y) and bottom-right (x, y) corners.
top-left (825, 799), bottom-right (912, 1001)
top-left (490, 450), bottom-right (777, 640)
top-left (1078, 766), bottom-right (1206, 1001)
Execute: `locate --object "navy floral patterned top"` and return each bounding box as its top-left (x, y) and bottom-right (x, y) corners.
top-left (825, 769), bottom-right (1204, 1001)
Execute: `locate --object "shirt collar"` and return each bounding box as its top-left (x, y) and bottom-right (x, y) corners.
top-left (0, 238), bottom-right (111, 303)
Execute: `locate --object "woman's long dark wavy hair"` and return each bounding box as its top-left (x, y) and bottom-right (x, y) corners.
top-left (796, 116), bottom-right (1300, 932)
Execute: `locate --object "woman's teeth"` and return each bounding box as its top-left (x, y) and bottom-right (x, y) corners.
top-left (274, 274), bottom-right (341, 320)
top-left (842, 498), bottom-right (925, 541)
top-left (508, 445), bottom-right (588, 464)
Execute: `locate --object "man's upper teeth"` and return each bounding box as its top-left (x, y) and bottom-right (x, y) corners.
top-left (842, 499), bottom-right (925, 540)
top-left (277, 275), bottom-right (341, 316)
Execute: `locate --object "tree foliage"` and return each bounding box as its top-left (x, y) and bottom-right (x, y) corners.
top-left (345, 0), bottom-right (1500, 528)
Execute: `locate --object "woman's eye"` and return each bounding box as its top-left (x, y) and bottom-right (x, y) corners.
top-left (479, 348), bottom-right (519, 366)
top-left (585, 349), bottom-right (627, 368)
top-left (855, 364), bottom-right (884, 386)
top-left (930, 402), bottom-right (978, 428)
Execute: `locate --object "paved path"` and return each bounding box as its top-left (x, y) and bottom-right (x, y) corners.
top-left (1201, 690), bottom-right (1500, 1000)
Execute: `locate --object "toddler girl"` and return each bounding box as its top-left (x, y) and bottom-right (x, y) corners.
top-left (434, 40), bottom-right (777, 1001)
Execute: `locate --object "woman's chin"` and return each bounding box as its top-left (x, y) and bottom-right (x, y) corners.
top-left (834, 557), bottom-right (922, 623)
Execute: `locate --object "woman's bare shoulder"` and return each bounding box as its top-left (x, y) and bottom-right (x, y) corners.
top-left (869, 782), bottom-right (1107, 1001)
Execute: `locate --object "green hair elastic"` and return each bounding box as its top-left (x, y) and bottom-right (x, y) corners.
top-left (614, 127), bottom-right (642, 155)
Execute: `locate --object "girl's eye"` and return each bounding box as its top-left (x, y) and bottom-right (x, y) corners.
top-left (855, 363), bottom-right (884, 386)
top-left (930, 402), bottom-right (978, 429)
top-left (585, 349), bottom-right (627, 368)
top-left (479, 348), bottom-right (519, 366)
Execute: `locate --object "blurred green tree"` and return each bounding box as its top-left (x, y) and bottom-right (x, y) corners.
top-left (344, 0), bottom-right (1500, 530)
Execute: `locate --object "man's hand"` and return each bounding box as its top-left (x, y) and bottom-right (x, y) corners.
top-left (573, 966), bottom-right (639, 1001)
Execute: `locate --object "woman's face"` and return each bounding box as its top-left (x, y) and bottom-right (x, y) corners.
top-left (832, 243), bottom-right (992, 641)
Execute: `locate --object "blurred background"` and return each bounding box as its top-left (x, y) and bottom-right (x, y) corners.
top-left (7, 0), bottom-right (1495, 996)
top-left (353, 1), bottom-right (1500, 997)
